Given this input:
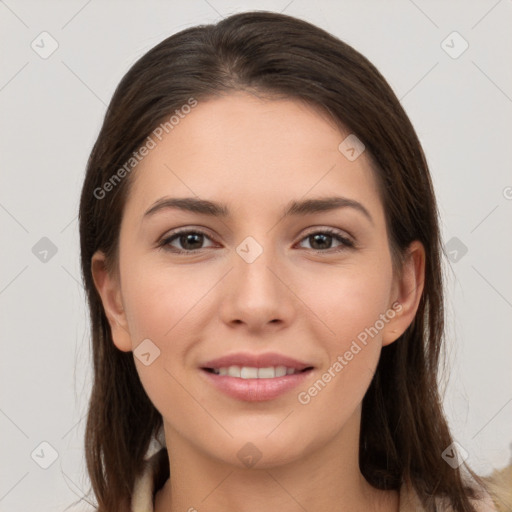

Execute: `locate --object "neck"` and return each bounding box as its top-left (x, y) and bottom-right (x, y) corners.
top-left (154, 406), bottom-right (398, 512)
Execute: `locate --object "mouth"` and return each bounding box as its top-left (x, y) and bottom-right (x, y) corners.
top-left (202, 365), bottom-right (313, 378)
top-left (199, 352), bottom-right (315, 401)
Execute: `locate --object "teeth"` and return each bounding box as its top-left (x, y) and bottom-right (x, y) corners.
top-left (227, 365), bottom-right (241, 377)
top-left (241, 367), bottom-right (258, 379)
top-left (211, 365), bottom-right (300, 379)
top-left (257, 367), bottom-right (275, 378)
top-left (275, 365), bottom-right (287, 377)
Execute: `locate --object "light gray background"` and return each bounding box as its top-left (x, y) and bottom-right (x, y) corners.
top-left (1, 1), bottom-right (511, 511)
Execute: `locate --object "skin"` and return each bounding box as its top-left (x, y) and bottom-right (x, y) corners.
top-left (92, 91), bottom-right (425, 512)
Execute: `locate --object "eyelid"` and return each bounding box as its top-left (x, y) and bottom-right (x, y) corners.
top-left (157, 227), bottom-right (218, 252)
top-left (300, 226), bottom-right (355, 244)
top-left (158, 225), bottom-right (356, 253)
top-left (296, 227), bottom-right (355, 251)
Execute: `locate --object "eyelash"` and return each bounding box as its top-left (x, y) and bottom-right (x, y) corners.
top-left (157, 227), bottom-right (356, 255)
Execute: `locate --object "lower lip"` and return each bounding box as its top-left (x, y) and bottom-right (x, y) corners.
top-left (200, 369), bottom-right (313, 402)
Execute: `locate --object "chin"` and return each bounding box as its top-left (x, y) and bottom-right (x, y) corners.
top-left (202, 429), bottom-right (319, 471)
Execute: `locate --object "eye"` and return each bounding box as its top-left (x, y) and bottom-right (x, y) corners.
top-left (158, 227), bottom-right (355, 254)
top-left (158, 229), bottom-right (216, 253)
top-left (297, 228), bottom-right (355, 252)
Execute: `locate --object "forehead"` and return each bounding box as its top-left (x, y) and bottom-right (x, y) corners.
top-left (124, 92), bottom-right (384, 225)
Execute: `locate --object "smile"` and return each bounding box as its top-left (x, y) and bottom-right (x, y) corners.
top-left (199, 352), bottom-right (315, 401)
top-left (205, 365), bottom-right (308, 378)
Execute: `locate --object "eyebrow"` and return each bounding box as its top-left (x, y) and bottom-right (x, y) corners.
top-left (143, 195), bottom-right (374, 225)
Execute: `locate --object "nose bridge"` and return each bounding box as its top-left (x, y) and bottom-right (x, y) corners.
top-left (234, 233), bottom-right (282, 300)
top-left (219, 232), bottom-right (295, 329)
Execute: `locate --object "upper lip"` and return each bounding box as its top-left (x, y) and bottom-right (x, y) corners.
top-left (201, 352), bottom-right (314, 371)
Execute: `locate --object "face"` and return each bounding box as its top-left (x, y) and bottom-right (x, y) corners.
top-left (93, 91), bottom-right (424, 469)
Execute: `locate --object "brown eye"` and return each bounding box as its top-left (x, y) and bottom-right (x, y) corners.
top-left (298, 229), bottom-right (354, 252)
top-left (160, 230), bottom-right (216, 253)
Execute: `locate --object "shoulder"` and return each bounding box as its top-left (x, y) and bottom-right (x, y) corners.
top-left (131, 449), bottom-right (164, 512)
top-left (482, 464), bottom-right (512, 512)
top-left (131, 459), bottom-right (156, 512)
top-left (398, 480), bottom-right (426, 511)
top-left (132, 430), bottom-right (167, 512)
top-left (467, 491), bottom-right (499, 512)
top-left (399, 480), bottom-right (499, 512)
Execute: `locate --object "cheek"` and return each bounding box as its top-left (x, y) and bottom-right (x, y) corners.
top-left (293, 271), bottom-right (389, 432)
top-left (118, 252), bottom-right (218, 389)
top-left (294, 258), bottom-right (393, 406)
top-left (120, 253), bottom-right (206, 343)
top-left (118, 258), bottom-right (207, 425)
top-left (300, 257), bottom-right (394, 343)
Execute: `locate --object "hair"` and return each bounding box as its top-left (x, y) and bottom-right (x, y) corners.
top-left (77, 10), bottom-right (495, 512)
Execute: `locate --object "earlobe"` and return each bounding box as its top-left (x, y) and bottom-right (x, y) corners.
top-left (382, 241), bottom-right (425, 346)
top-left (91, 251), bottom-right (132, 352)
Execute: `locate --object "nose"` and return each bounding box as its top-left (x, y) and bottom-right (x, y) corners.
top-left (218, 237), bottom-right (296, 334)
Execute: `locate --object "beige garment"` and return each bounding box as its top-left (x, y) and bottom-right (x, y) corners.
top-left (131, 449), bottom-right (496, 512)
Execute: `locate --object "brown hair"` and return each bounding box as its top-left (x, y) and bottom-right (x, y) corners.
top-left (77, 10), bottom-right (491, 512)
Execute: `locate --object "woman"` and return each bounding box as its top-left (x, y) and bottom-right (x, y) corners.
top-left (78, 10), bottom-right (501, 512)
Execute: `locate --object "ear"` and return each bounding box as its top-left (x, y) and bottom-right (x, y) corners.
top-left (91, 250), bottom-right (132, 352)
top-left (382, 240), bottom-right (425, 346)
